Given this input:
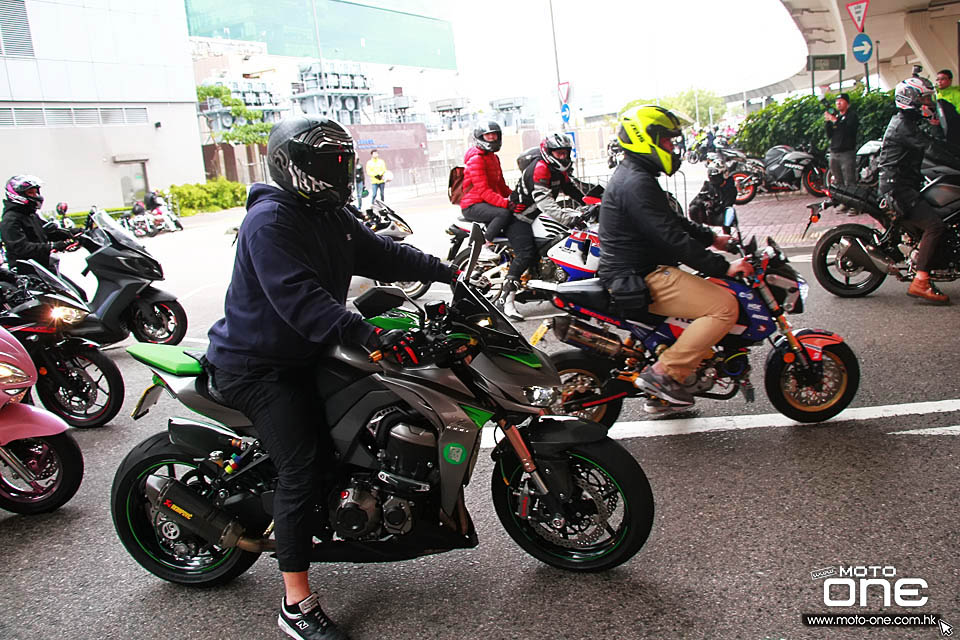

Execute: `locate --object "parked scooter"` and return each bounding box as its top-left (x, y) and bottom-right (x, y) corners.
top-left (0, 260), bottom-right (124, 428)
top-left (145, 191), bottom-right (183, 233)
top-left (731, 144), bottom-right (829, 204)
top-left (0, 325), bottom-right (83, 514)
top-left (46, 207), bottom-right (188, 345)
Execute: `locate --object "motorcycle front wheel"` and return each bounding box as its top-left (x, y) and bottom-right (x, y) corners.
top-left (36, 346), bottom-right (124, 428)
top-left (491, 439), bottom-right (654, 572)
top-left (812, 225), bottom-right (888, 297)
top-left (548, 350), bottom-right (623, 427)
top-left (764, 342), bottom-right (860, 423)
top-left (0, 433), bottom-right (83, 514)
top-left (111, 432), bottom-right (261, 586)
top-left (731, 172), bottom-right (758, 205)
top-left (130, 300), bottom-right (188, 345)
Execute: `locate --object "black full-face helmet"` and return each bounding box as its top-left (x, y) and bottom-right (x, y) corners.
top-left (267, 116), bottom-right (356, 209)
top-left (473, 121), bottom-right (503, 153)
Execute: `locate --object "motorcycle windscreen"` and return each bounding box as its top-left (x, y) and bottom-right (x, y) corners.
top-left (92, 210), bottom-right (146, 252)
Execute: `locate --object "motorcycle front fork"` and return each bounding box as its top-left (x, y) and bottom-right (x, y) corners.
top-left (500, 420), bottom-right (568, 527)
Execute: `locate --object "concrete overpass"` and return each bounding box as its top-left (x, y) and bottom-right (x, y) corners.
top-left (728, 0), bottom-right (960, 101)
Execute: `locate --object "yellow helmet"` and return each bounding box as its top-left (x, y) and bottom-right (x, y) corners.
top-left (616, 104), bottom-right (685, 176)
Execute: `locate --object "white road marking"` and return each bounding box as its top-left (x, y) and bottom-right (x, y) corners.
top-left (479, 398), bottom-right (960, 447)
top-left (889, 426), bottom-right (960, 436)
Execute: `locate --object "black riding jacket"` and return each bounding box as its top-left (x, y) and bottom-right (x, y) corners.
top-left (207, 184), bottom-right (453, 374)
top-left (0, 201), bottom-right (69, 270)
top-left (878, 110), bottom-right (929, 197)
top-left (598, 154), bottom-right (727, 280)
top-left (514, 159), bottom-right (583, 225)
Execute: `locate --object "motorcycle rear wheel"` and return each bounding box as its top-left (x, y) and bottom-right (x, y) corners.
top-left (731, 172), bottom-right (757, 205)
top-left (36, 346), bottom-right (124, 428)
top-left (548, 350), bottom-right (623, 427)
top-left (130, 300), bottom-right (188, 345)
top-left (803, 166), bottom-right (828, 197)
top-left (812, 225), bottom-right (888, 297)
top-left (0, 433), bottom-right (83, 514)
top-left (111, 432), bottom-right (261, 586)
top-left (764, 342), bottom-right (860, 423)
top-left (491, 439), bottom-right (654, 572)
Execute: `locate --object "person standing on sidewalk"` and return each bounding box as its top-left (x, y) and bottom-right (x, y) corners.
top-left (353, 163), bottom-right (365, 210)
top-left (366, 149), bottom-right (387, 202)
top-left (824, 93), bottom-right (859, 194)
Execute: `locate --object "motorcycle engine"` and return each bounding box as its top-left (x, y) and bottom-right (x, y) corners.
top-left (538, 256), bottom-right (568, 283)
top-left (332, 479), bottom-right (381, 539)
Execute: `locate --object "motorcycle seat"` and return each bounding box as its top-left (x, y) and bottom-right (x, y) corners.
top-left (555, 280), bottom-right (613, 311)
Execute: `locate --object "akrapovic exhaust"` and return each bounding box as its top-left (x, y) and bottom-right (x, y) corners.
top-left (144, 476), bottom-right (275, 552)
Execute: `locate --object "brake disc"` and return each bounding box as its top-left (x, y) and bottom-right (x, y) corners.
top-left (532, 476), bottom-right (613, 548)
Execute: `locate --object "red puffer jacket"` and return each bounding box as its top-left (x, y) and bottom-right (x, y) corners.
top-left (459, 146), bottom-right (511, 210)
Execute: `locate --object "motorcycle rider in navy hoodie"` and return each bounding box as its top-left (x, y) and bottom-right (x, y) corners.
top-left (205, 116), bottom-right (455, 640)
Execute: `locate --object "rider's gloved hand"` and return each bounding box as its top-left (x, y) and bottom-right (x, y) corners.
top-left (726, 257), bottom-right (754, 279)
top-left (50, 239), bottom-right (71, 251)
top-left (372, 328), bottom-right (426, 366)
top-left (712, 234), bottom-right (738, 253)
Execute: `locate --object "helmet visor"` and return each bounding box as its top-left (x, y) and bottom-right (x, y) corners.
top-left (287, 141), bottom-right (355, 195)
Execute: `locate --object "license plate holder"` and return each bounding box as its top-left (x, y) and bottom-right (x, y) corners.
top-left (131, 384), bottom-right (164, 420)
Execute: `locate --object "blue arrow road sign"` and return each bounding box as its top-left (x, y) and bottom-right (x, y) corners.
top-left (852, 32), bottom-right (872, 63)
top-left (560, 103), bottom-right (571, 124)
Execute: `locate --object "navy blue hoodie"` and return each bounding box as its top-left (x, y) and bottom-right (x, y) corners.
top-left (206, 184), bottom-right (452, 373)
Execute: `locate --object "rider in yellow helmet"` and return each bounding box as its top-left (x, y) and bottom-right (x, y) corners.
top-left (598, 104), bottom-right (752, 409)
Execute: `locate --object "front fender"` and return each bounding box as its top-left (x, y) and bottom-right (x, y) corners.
top-left (0, 403), bottom-right (69, 446)
top-left (137, 286), bottom-right (178, 304)
top-left (770, 328), bottom-right (844, 362)
top-left (55, 336), bottom-right (101, 351)
top-left (490, 416), bottom-right (607, 461)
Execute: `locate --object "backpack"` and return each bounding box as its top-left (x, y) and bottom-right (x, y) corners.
top-left (447, 166), bottom-right (465, 205)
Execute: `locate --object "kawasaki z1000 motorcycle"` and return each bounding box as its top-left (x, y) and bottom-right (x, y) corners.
top-left (110, 226), bottom-right (654, 586)
top-left (527, 211), bottom-right (859, 426)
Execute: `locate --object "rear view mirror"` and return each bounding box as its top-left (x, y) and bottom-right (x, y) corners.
top-left (723, 206), bottom-right (738, 228)
top-left (354, 286), bottom-right (409, 318)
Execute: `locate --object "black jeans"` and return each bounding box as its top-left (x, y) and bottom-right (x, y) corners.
top-left (891, 191), bottom-right (947, 272)
top-left (505, 219), bottom-right (535, 278)
top-left (463, 202), bottom-right (512, 240)
top-left (210, 364), bottom-right (331, 573)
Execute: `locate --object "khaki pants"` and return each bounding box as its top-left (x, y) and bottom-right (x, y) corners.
top-left (645, 266), bottom-right (739, 382)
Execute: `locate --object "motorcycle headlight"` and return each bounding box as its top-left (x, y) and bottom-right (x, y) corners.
top-left (0, 362), bottom-right (31, 385)
top-left (524, 386), bottom-right (558, 407)
top-left (51, 306), bottom-right (88, 324)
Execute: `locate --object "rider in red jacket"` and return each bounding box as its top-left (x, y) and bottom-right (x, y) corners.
top-left (460, 122), bottom-right (524, 239)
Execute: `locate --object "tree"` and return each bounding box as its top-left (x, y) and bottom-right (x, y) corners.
top-left (196, 85), bottom-right (271, 146)
top-left (660, 88), bottom-right (726, 126)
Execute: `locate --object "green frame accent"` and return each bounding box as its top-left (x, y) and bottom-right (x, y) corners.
top-left (459, 405), bottom-right (493, 429)
top-left (365, 311), bottom-right (418, 331)
top-left (503, 353), bottom-right (543, 369)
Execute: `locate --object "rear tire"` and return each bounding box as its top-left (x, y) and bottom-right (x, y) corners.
top-left (111, 432), bottom-right (261, 587)
top-left (812, 225), bottom-right (888, 297)
top-left (764, 342), bottom-right (860, 423)
top-left (548, 350), bottom-right (623, 427)
top-left (803, 166), bottom-right (828, 197)
top-left (130, 300), bottom-right (188, 345)
top-left (491, 439), bottom-right (654, 572)
top-left (0, 432), bottom-right (83, 514)
top-left (36, 346), bottom-right (124, 428)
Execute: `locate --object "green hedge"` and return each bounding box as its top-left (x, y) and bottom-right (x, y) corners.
top-left (732, 85), bottom-right (897, 157)
top-left (167, 178), bottom-right (248, 216)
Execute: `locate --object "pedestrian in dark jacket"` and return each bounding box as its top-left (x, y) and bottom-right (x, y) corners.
top-left (825, 93), bottom-right (859, 193)
top-left (1, 175), bottom-right (74, 271)
top-left (878, 76), bottom-right (950, 304)
top-left (206, 116), bottom-right (454, 640)
top-left (598, 105), bottom-right (750, 409)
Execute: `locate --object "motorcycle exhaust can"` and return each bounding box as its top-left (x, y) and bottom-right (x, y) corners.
top-left (553, 317), bottom-right (642, 359)
top-left (144, 476), bottom-right (248, 549)
top-left (837, 236), bottom-right (897, 275)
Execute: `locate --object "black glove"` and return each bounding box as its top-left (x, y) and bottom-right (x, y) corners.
top-left (373, 328), bottom-right (426, 366)
top-left (50, 240), bottom-right (71, 251)
top-left (569, 214), bottom-right (588, 230)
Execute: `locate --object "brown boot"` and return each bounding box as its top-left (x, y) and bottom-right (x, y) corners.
top-left (907, 278), bottom-right (950, 304)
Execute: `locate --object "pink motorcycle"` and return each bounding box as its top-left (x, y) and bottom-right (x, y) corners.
top-left (0, 326), bottom-right (83, 514)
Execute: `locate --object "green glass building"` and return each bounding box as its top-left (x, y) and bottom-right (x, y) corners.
top-left (185, 0), bottom-right (457, 70)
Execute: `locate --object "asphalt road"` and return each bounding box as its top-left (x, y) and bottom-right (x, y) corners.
top-left (1, 201), bottom-right (958, 640)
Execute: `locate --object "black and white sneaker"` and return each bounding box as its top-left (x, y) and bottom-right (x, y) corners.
top-left (279, 593), bottom-right (349, 640)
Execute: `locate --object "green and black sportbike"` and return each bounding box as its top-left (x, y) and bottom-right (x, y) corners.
top-left (110, 226), bottom-right (654, 587)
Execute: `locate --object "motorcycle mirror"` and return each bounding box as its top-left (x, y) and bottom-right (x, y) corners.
top-left (463, 224), bottom-right (485, 282)
top-left (353, 286), bottom-right (410, 318)
top-left (723, 206), bottom-right (738, 228)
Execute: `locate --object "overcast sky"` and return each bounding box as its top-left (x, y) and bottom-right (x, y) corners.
top-left (441, 0), bottom-right (807, 117)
